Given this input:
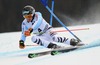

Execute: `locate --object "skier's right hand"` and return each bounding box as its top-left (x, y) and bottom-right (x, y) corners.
top-left (19, 40), bottom-right (25, 49)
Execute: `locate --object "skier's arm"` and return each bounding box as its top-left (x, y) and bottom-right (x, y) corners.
top-left (20, 22), bottom-right (27, 41)
top-left (24, 12), bottom-right (42, 35)
top-left (31, 12), bottom-right (42, 30)
top-left (19, 22), bottom-right (26, 49)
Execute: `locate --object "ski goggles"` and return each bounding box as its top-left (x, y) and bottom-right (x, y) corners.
top-left (23, 14), bottom-right (33, 18)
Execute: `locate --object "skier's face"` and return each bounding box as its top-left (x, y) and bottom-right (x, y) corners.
top-left (23, 14), bottom-right (33, 22)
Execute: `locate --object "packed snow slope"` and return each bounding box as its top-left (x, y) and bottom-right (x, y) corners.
top-left (0, 23), bottom-right (100, 65)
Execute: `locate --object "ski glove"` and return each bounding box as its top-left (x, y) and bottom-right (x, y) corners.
top-left (24, 28), bottom-right (33, 36)
top-left (19, 40), bottom-right (25, 49)
top-left (24, 30), bottom-right (31, 36)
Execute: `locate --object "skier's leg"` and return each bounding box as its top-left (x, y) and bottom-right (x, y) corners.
top-left (31, 36), bottom-right (61, 49)
top-left (52, 35), bottom-right (79, 46)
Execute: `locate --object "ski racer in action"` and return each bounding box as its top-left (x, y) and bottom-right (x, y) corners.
top-left (19, 5), bottom-right (80, 49)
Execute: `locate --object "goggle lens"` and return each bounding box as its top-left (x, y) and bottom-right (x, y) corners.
top-left (23, 14), bottom-right (33, 18)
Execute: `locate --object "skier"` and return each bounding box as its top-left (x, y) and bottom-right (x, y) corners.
top-left (19, 5), bottom-right (80, 49)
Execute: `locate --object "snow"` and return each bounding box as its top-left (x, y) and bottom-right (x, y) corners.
top-left (0, 23), bottom-right (100, 65)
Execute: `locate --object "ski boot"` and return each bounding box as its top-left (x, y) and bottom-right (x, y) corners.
top-left (70, 38), bottom-right (84, 46)
top-left (47, 43), bottom-right (62, 49)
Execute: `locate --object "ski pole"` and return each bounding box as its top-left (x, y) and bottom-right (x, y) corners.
top-left (50, 0), bottom-right (54, 26)
top-left (45, 6), bottom-right (82, 42)
top-left (53, 28), bottom-right (89, 32)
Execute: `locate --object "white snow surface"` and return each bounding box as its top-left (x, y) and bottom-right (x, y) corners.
top-left (0, 23), bottom-right (100, 65)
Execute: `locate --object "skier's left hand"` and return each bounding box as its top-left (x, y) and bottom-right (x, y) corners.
top-left (24, 30), bottom-right (30, 36)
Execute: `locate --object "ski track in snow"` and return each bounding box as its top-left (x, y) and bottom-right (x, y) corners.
top-left (0, 23), bottom-right (100, 65)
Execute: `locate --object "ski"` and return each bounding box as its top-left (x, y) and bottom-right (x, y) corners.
top-left (28, 45), bottom-right (82, 58)
top-left (28, 51), bottom-right (51, 58)
top-left (27, 38), bottom-right (100, 58)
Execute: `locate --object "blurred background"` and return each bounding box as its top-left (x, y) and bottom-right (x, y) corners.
top-left (0, 0), bottom-right (100, 33)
